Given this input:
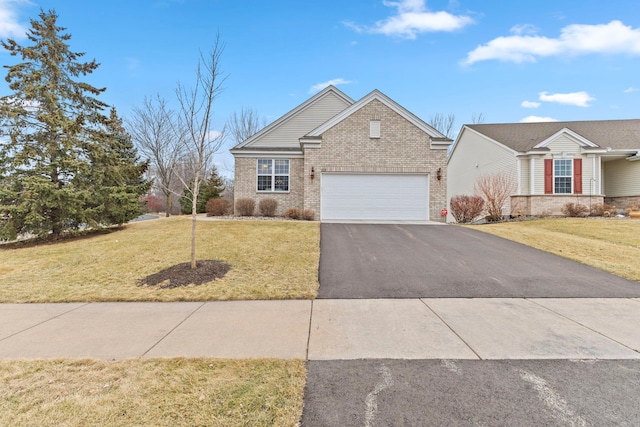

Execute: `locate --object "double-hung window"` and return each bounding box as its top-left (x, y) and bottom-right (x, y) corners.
top-left (554, 159), bottom-right (572, 194)
top-left (257, 159), bottom-right (289, 192)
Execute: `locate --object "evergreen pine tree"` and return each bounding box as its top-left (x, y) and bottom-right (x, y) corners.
top-left (179, 166), bottom-right (225, 214)
top-left (0, 10), bottom-right (149, 240)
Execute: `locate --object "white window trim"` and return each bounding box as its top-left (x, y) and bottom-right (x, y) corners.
top-left (256, 159), bottom-right (290, 193)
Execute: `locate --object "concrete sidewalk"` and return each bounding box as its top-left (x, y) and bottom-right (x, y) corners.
top-left (1, 298), bottom-right (639, 360)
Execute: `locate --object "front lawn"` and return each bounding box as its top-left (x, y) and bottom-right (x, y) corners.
top-left (0, 217), bottom-right (320, 303)
top-left (0, 358), bottom-right (305, 427)
top-left (468, 218), bottom-right (640, 282)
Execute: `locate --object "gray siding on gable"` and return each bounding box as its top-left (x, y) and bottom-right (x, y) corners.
top-left (250, 93), bottom-right (351, 148)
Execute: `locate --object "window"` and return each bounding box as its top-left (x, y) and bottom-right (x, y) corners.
top-left (554, 159), bottom-right (572, 194)
top-left (257, 159), bottom-right (289, 192)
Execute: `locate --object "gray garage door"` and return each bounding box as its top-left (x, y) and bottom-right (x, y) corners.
top-left (320, 173), bottom-right (429, 221)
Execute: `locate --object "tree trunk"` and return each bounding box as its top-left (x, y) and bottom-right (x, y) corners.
top-left (164, 192), bottom-right (171, 217)
top-left (190, 174), bottom-right (199, 269)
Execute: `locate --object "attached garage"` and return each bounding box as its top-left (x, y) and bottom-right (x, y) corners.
top-left (320, 173), bottom-right (430, 221)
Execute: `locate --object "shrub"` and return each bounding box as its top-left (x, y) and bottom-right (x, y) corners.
top-left (449, 195), bottom-right (485, 223)
top-left (301, 209), bottom-right (315, 221)
top-left (590, 203), bottom-right (615, 217)
top-left (561, 202), bottom-right (589, 217)
top-left (475, 173), bottom-right (515, 222)
top-left (285, 208), bottom-right (301, 220)
top-left (235, 198), bottom-right (255, 216)
top-left (626, 203), bottom-right (640, 214)
top-left (206, 198), bottom-right (230, 216)
top-left (258, 198), bottom-right (278, 217)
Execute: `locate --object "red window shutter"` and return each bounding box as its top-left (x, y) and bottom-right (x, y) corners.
top-left (544, 159), bottom-right (553, 194)
top-left (574, 158), bottom-right (582, 194)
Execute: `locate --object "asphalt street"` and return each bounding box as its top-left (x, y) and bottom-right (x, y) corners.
top-left (318, 223), bottom-right (640, 298)
top-left (302, 359), bottom-right (640, 426)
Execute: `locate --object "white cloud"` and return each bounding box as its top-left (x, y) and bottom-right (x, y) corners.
top-left (521, 100), bottom-right (541, 108)
top-left (309, 78), bottom-right (352, 94)
top-left (624, 86), bottom-right (638, 93)
top-left (345, 0), bottom-right (473, 39)
top-left (520, 116), bottom-right (558, 123)
top-left (539, 91), bottom-right (594, 107)
top-left (0, 0), bottom-right (29, 39)
top-left (464, 20), bottom-right (640, 65)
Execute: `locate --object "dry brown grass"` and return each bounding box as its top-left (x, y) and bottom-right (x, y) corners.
top-left (468, 218), bottom-right (640, 281)
top-left (0, 358), bottom-right (306, 427)
top-left (0, 217), bottom-right (319, 303)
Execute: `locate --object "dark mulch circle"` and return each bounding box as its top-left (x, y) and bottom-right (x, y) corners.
top-left (139, 260), bottom-right (231, 288)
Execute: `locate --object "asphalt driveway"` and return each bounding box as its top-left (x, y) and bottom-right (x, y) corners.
top-left (318, 223), bottom-right (640, 298)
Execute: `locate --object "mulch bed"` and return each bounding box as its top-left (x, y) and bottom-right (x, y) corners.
top-left (139, 260), bottom-right (231, 288)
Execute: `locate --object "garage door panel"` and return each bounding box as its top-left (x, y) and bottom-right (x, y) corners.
top-left (321, 173), bottom-right (429, 221)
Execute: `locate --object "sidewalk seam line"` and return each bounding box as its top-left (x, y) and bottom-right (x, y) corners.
top-left (0, 302), bottom-right (90, 343)
top-left (526, 298), bottom-right (640, 355)
top-left (306, 299), bottom-right (314, 361)
top-left (419, 299), bottom-right (483, 360)
top-left (139, 302), bottom-right (207, 358)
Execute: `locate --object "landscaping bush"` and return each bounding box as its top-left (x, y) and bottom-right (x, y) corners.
top-left (626, 203), bottom-right (640, 214)
top-left (301, 209), bottom-right (315, 221)
top-left (590, 202), bottom-right (615, 217)
top-left (475, 173), bottom-right (515, 222)
top-left (285, 208), bottom-right (301, 220)
top-left (258, 198), bottom-right (278, 217)
top-left (205, 198), bottom-right (230, 216)
top-left (561, 202), bottom-right (589, 217)
top-left (235, 198), bottom-right (256, 216)
top-left (449, 195), bottom-right (485, 223)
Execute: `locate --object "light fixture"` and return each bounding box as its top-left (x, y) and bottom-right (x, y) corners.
top-left (310, 166), bottom-right (315, 180)
top-left (436, 167), bottom-right (442, 181)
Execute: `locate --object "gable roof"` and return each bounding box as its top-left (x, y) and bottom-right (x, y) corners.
top-left (231, 85), bottom-right (354, 150)
top-left (304, 89), bottom-right (450, 143)
top-left (466, 119), bottom-right (640, 152)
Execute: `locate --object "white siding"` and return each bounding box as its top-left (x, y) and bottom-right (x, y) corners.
top-left (604, 159), bottom-right (640, 197)
top-left (251, 92), bottom-right (351, 148)
top-left (447, 128), bottom-right (517, 215)
top-left (519, 158), bottom-right (529, 195)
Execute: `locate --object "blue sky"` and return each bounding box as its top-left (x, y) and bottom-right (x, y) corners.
top-left (1, 0), bottom-right (639, 175)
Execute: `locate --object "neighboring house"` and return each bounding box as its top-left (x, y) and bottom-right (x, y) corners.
top-left (447, 119), bottom-right (640, 218)
top-left (231, 86), bottom-right (452, 222)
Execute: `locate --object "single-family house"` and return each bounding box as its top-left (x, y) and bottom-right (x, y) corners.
top-left (447, 119), bottom-right (640, 218)
top-left (230, 86), bottom-right (452, 222)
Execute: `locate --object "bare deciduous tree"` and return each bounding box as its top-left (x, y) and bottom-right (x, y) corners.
top-left (175, 34), bottom-right (227, 269)
top-left (428, 112), bottom-right (456, 138)
top-left (471, 112), bottom-right (485, 124)
top-left (227, 107), bottom-right (266, 145)
top-left (475, 173), bottom-right (516, 221)
top-left (128, 95), bottom-right (183, 217)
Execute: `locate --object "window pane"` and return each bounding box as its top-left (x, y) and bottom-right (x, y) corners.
top-left (257, 175), bottom-right (272, 191)
top-left (274, 159), bottom-right (289, 174)
top-left (555, 177), bottom-right (571, 194)
top-left (257, 159), bottom-right (272, 175)
top-left (554, 159), bottom-right (571, 177)
top-left (274, 175), bottom-right (289, 191)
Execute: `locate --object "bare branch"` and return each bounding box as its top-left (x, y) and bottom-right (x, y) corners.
top-left (474, 172), bottom-right (516, 221)
top-left (428, 112), bottom-right (456, 138)
top-left (127, 94), bottom-right (183, 216)
top-left (227, 107), bottom-right (266, 145)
